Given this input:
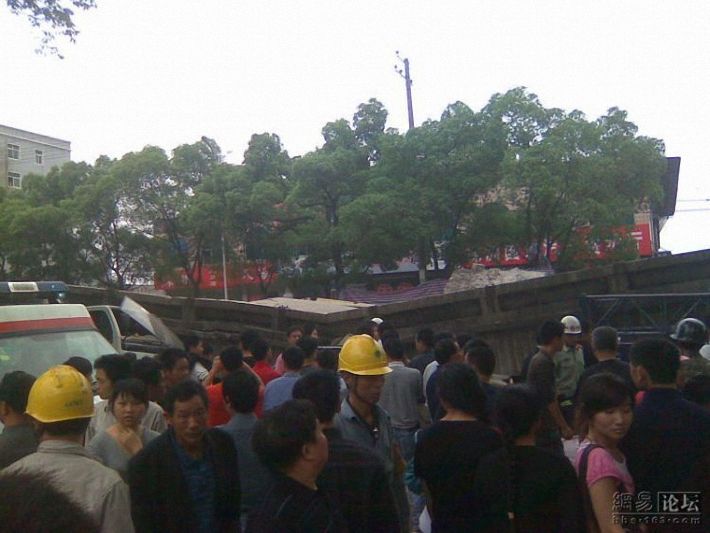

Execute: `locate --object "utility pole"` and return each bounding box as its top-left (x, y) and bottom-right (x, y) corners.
top-left (221, 232), bottom-right (228, 300)
top-left (395, 51), bottom-right (415, 130)
top-left (395, 52), bottom-right (426, 283)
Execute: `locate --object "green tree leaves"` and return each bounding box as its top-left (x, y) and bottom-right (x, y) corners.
top-left (0, 90), bottom-right (666, 293)
top-left (6, 0), bottom-right (97, 57)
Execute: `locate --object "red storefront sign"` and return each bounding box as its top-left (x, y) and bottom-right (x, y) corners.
top-left (468, 223), bottom-right (653, 268)
top-left (154, 261), bottom-right (278, 290)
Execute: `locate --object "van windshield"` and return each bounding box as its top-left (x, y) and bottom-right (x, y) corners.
top-left (0, 329), bottom-right (117, 379)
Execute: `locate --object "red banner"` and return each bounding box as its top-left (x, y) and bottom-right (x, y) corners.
top-left (468, 223), bottom-right (653, 268)
top-left (154, 261), bottom-right (278, 291)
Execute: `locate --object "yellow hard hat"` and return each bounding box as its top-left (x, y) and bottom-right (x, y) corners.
top-left (339, 335), bottom-right (392, 376)
top-left (26, 365), bottom-right (94, 423)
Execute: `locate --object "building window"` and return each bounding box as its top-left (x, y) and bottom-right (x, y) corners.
top-left (8, 172), bottom-right (21, 188)
top-left (35, 150), bottom-right (43, 164)
top-left (7, 144), bottom-right (19, 160)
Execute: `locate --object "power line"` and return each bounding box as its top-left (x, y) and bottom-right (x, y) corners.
top-left (677, 198), bottom-right (710, 202)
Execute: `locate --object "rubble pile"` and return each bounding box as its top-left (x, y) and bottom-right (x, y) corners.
top-left (444, 264), bottom-right (547, 293)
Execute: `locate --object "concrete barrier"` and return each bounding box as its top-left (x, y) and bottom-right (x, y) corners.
top-left (68, 249), bottom-right (710, 375)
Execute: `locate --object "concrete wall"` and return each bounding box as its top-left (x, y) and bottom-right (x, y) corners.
top-left (68, 249), bottom-right (710, 375)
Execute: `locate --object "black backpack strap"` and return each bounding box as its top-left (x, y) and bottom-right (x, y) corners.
top-left (578, 443), bottom-right (603, 533)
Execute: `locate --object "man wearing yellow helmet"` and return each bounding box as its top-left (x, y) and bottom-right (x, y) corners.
top-left (335, 334), bottom-right (410, 533)
top-left (3, 365), bottom-right (134, 533)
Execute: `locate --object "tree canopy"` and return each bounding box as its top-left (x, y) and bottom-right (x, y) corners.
top-left (3, 89), bottom-right (667, 297)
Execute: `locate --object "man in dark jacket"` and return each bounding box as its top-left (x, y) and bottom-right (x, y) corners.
top-left (293, 370), bottom-right (400, 532)
top-left (247, 400), bottom-right (346, 533)
top-left (622, 338), bottom-right (710, 532)
top-left (128, 380), bottom-right (240, 533)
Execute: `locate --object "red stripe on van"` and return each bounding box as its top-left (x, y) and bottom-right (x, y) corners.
top-left (0, 317), bottom-right (95, 334)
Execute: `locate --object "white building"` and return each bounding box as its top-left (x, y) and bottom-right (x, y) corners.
top-left (0, 124), bottom-right (71, 189)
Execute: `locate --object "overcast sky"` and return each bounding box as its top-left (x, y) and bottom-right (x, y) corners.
top-left (2, 1), bottom-right (708, 253)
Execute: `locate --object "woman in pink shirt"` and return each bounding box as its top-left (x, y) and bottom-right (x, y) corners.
top-left (575, 373), bottom-right (635, 533)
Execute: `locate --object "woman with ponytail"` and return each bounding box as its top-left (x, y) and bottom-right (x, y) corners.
top-left (575, 373), bottom-right (636, 533)
top-left (473, 385), bottom-right (585, 532)
top-left (413, 363), bottom-right (502, 532)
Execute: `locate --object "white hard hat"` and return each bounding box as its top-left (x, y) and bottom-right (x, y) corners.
top-left (371, 317), bottom-right (384, 325)
top-left (561, 315), bottom-right (582, 335)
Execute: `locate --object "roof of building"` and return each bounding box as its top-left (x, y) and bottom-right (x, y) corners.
top-left (0, 124), bottom-right (71, 149)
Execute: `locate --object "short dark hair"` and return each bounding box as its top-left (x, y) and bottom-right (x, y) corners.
top-left (416, 328), bottom-right (435, 348)
top-left (466, 345), bottom-right (496, 377)
top-left (463, 338), bottom-right (490, 353)
top-left (316, 349), bottom-right (338, 371)
top-left (683, 374), bottom-right (710, 407)
top-left (132, 357), bottom-right (162, 387)
top-left (222, 370), bottom-right (260, 413)
top-left (94, 354), bottom-right (133, 384)
top-left (433, 331), bottom-right (455, 344)
top-left (537, 320), bottom-right (565, 345)
top-left (378, 322), bottom-right (397, 341)
top-left (434, 338), bottom-right (459, 365)
top-left (0, 371), bottom-right (35, 414)
top-left (577, 373), bottom-right (634, 434)
top-left (240, 330), bottom-right (260, 352)
top-left (252, 399), bottom-right (318, 472)
top-left (250, 338), bottom-right (269, 361)
top-left (355, 321), bottom-right (377, 336)
top-left (163, 379), bottom-right (209, 416)
top-left (63, 357), bottom-right (93, 379)
top-left (286, 325), bottom-right (304, 337)
top-left (292, 370), bottom-right (340, 423)
top-left (297, 336), bottom-right (319, 359)
top-left (184, 334), bottom-right (201, 351)
top-left (220, 346), bottom-right (244, 372)
top-left (155, 348), bottom-right (189, 371)
top-left (629, 338), bottom-right (680, 385)
top-left (592, 326), bottom-right (618, 352)
top-left (456, 334), bottom-right (473, 350)
top-left (493, 385), bottom-right (543, 442)
top-left (437, 363), bottom-right (487, 417)
top-left (0, 471), bottom-right (99, 533)
top-left (42, 417), bottom-right (91, 437)
top-left (283, 346), bottom-right (305, 371)
top-left (303, 322), bottom-right (318, 337)
top-left (110, 378), bottom-right (149, 410)
top-left (382, 336), bottom-right (405, 360)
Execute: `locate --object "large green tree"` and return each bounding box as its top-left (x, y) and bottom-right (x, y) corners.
top-left (343, 100), bottom-right (508, 277)
top-left (288, 112), bottom-right (372, 286)
top-left (68, 157), bottom-right (157, 289)
top-left (0, 163), bottom-right (92, 282)
top-left (113, 138), bottom-right (222, 297)
top-left (493, 89), bottom-right (666, 268)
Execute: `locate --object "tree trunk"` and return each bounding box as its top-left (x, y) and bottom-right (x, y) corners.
top-left (417, 237), bottom-right (427, 283)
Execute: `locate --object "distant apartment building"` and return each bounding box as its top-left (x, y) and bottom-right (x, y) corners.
top-left (0, 124), bottom-right (71, 189)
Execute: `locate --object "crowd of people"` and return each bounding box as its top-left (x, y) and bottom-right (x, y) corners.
top-left (0, 316), bottom-right (709, 533)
